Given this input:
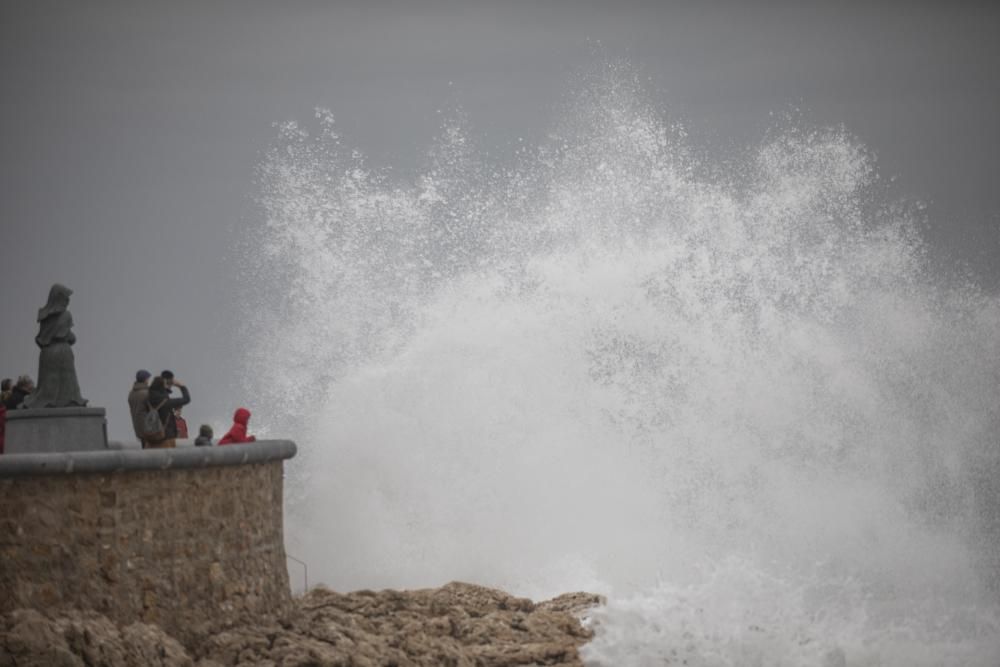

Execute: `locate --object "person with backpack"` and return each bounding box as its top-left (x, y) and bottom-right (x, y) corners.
top-left (143, 374), bottom-right (190, 449)
top-left (127, 370), bottom-right (152, 447)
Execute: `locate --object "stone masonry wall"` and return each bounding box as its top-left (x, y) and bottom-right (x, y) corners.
top-left (0, 461), bottom-right (290, 643)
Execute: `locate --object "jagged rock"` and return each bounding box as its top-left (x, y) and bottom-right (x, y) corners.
top-left (0, 609), bottom-right (84, 667)
top-left (58, 612), bottom-right (130, 666)
top-left (0, 608), bottom-right (192, 667)
top-left (0, 582), bottom-right (598, 667)
top-left (120, 622), bottom-right (193, 666)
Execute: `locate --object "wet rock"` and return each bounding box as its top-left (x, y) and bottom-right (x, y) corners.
top-left (0, 582), bottom-right (598, 667)
top-left (537, 592), bottom-right (605, 615)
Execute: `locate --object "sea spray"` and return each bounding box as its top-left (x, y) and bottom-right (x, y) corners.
top-left (241, 70), bottom-right (1000, 665)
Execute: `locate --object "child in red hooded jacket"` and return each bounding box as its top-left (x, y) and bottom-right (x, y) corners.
top-left (218, 407), bottom-right (257, 445)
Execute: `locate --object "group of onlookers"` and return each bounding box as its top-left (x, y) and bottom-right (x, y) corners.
top-left (127, 369), bottom-right (256, 449)
top-left (2, 376), bottom-right (34, 410)
top-left (0, 370), bottom-right (259, 454)
top-left (127, 369), bottom-right (191, 449)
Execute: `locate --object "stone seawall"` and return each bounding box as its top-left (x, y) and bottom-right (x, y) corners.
top-left (0, 441), bottom-right (296, 644)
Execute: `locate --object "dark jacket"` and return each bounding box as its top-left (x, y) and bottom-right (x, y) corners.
top-left (2, 387), bottom-right (30, 410)
top-left (146, 384), bottom-right (190, 439)
top-left (194, 434), bottom-right (213, 447)
top-left (127, 382), bottom-right (149, 440)
top-left (219, 407), bottom-right (256, 445)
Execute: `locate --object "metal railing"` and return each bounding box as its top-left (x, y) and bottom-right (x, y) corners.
top-left (286, 553), bottom-right (309, 592)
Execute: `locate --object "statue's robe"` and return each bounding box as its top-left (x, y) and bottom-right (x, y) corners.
top-left (23, 310), bottom-right (87, 408)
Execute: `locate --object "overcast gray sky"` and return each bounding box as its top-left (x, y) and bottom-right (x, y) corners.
top-left (2, 1), bottom-right (998, 440)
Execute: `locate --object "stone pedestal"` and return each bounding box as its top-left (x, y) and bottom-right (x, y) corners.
top-left (4, 407), bottom-right (108, 453)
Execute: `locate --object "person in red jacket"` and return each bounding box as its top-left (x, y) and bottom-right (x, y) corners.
top-left (218, 407), bottom-right (257, 445)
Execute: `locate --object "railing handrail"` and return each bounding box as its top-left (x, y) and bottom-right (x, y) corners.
top-left (286, 553), bottom-right (309, 591)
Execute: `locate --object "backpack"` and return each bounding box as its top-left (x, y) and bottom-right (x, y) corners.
top-left (142, 399), bottom-right (169, 442)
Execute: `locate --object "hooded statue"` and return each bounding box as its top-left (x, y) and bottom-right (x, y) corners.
top-left (23, 284), bottom-right (87, 408)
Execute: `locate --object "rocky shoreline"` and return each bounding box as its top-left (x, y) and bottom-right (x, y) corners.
top-left (0, 582), bottom-right (602, 667)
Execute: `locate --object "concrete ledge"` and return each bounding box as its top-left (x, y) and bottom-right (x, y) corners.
top-left (0, 439), bottom-right (297, 477)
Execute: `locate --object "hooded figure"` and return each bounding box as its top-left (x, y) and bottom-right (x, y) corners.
top-left (218, 408), bottom-right (256, 445)
top-left (24, 284), bottom-right (87, 408)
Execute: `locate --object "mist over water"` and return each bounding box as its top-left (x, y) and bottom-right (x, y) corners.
top-left (242, 68), bottom-right (1000, 665)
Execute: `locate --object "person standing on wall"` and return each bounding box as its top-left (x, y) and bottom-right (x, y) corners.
top-left (145, 370), bottom-right (190, 449)
top-left (127, 370), bottom-right (152, 447)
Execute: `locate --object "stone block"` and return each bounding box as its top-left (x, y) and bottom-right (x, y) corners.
top-left (4, 408), bottom-right (108, 453)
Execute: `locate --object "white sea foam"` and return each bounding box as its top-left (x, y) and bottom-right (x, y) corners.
top-left (242, 67), bottom-right (1000, 665)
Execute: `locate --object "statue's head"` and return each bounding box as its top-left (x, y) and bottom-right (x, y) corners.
top-left (49, 283), bottom-right (72, 306)
top-left (37, 283), bottom-right (73, 321)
